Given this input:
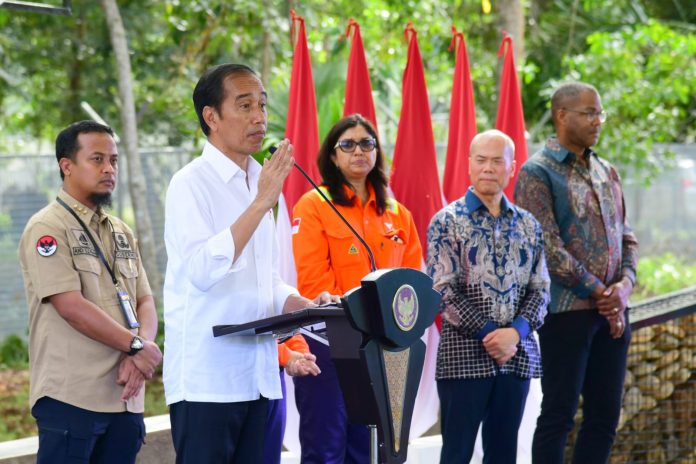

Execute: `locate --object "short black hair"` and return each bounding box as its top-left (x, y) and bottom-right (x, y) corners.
top-left (193, 63), bottom-right (258, 136)
top-left (318, 114), bottom-right (389, 215)
top-left (55, 120), bottom-right (115, 180)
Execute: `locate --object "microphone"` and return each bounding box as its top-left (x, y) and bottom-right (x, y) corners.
top-left (269, 145), bottom-right (377, 272)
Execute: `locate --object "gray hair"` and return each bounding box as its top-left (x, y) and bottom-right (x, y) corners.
top-left (470, 129), bottom-right (515, 160)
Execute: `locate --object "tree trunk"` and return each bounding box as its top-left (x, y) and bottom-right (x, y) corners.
top-left (100, 0), bottom-right (163, 301)
top-left (66, 8), bottom-right (85, 122)
top-left (498, 0), bottom-right (526, 64)
top-left (260, 0), bottom-right (272, 86)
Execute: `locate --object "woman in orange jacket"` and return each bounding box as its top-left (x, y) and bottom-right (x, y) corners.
top-left (292, 114), bottom-right (422, 463)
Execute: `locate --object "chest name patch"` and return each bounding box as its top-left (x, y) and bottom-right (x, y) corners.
top-left (72, 246), bottom-right (97, 257)
top-left (36, 236), bottom-right (57, 257)
top-left (116, 250), bottom-right (137, 260)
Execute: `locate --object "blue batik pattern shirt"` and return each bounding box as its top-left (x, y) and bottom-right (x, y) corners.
top-left (427, 188), bottom-right (550, 380)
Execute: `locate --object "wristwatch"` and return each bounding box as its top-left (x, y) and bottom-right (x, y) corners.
top-left (127, 336), bottom-right (144, 356)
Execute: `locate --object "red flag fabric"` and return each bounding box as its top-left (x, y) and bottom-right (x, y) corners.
top-left (390, 26), bottom-right (442, 439)
top-left (390, 23), bottom-right (444, 258)
top-left (343, 19), bottom-right (378, 133)
top-left (283, 10), bottom-right (321, 214)
top-left (495, 32), bottom-right (527, 199)
top-left (279, 14), bottom-right (321, 451)
top-left (443, 26), bottom-right (477, 203)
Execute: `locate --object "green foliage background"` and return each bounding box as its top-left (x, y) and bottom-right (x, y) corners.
top-left (0, 0), bottom-right (694, 180)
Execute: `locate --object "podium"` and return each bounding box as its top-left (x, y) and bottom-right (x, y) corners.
top-left (213, 267), bottom-right (441, 464)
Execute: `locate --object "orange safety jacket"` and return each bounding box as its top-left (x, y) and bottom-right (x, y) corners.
top-left (292, 184), bottom-right (422, 299)
top-left (277, 334), bottom-right (310, 367)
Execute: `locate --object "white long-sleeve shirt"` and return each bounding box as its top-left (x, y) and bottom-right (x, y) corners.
top-left (163, 141), bottom-right (297, 404)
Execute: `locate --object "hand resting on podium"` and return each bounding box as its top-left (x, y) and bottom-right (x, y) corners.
top-left (283, 290), bottom-right (342, 313)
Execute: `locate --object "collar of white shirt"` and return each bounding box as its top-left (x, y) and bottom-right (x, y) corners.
top-left (201, 141), bottom-right (261, 185)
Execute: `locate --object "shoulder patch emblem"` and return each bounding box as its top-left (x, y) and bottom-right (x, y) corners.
top-left (292, 218), bottom-right (301, 234)
top-left (348, 244), bottom-right (359, 255)
top-left (36, 235), bottom-right (57, 257)
top-left (72, 229), bottom-right (90, 247)
top-left (113, 232), bottom-right (131, 250)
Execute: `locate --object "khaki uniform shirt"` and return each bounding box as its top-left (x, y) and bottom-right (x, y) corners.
top-left (18, 189), bottom-right (151, 413)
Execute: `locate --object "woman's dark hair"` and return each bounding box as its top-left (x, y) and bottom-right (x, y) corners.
top-left (317, 114), bottom-right (389, 215)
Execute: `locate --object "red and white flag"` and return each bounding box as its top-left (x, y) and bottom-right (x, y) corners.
top-left (495, 32), bottom-right (527, 199)
top-left (279, 11), bottom-right (322, 456)
top-left (343, 18), bottom-right (378, 132)
top-left (390, 22), bottom-right (443, 440)
top-left (277, 10), bottom-right (322, 288)
top-left (443, 26), bottom-right (477, 203)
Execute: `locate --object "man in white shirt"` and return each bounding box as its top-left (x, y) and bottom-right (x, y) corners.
top-left (163, 63), bottom-right (329, 463)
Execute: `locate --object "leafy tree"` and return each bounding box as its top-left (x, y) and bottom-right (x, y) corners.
top-left (557, 21), bottom-right (695, 180)
top-left (0, 0), bottom-right (693, 181)
top-left (101, 0), bottom-right (162, 295)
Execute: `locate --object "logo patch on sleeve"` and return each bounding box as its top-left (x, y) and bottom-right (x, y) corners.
top-left (36, 235), bottom-right (58, 257)
top-left (291, 218), bottom-right (301, 234)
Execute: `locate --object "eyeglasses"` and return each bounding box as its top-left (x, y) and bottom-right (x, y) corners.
top-left (564, 108), bottom-right (607, 123)
top-left (334, 138), bottom-right (376, 153)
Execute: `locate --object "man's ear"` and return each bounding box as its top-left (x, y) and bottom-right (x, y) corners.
top-left (555, 108), bottom-right (569, 128)
top-left (202, 106), bottom-right (218, 134)
top-left (58, 157), bottom-right (72, 177)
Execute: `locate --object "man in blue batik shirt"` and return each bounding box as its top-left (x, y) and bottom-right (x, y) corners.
top-left (427, 129), bottom-right (550, 464)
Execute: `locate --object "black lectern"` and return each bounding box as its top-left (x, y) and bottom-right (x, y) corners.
top-left (213, 267), bottom-right (441, 464)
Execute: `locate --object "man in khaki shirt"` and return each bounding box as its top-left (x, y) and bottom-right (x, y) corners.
top-left (18, 120), bottom-right (162, 464)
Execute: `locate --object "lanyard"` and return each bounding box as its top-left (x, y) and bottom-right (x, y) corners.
top-left (56, 196), bottom-right (118, 286)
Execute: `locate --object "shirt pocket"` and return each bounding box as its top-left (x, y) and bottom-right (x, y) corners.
top-left (325, 226), bottom-right (366, 270)
top-left (116, 258), bottom-right (139, 279)
top-left (73, 253), bottom-right (102, 275)
top-left (379, 228), bottom-right (407, 267)
top-left (73, 254), bottom-right (104, 302)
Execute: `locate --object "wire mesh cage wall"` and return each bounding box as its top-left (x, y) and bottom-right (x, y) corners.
top-left (564, 290), bottom-right (696, 464)
top-left (613, 314), bottom-right (696, 463)
top-left (0, 148), bottom-right (194, 340)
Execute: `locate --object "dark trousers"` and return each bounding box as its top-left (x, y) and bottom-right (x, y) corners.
top-left (31, 396), bottom-right (145, 464)
top-left (263, 369), bottom-right (287, 464)
top-left (532, 310), bottom-right (631, 464)
top-left (294, 337), bottom-right (369, 464)
top-left (170, 398), bottom-right (268, 464)
top-left (438, 374), bottom-right (531, 464)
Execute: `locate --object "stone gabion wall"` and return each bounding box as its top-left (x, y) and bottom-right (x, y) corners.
top-left (565, 313), bottom-right (696, 463)
top-left (612, 313), bottom-right (696, 463)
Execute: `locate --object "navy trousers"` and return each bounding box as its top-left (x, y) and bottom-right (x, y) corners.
top-left (263, 369), bottom-right (287, 464)
top-left (438, 374), bottom-right (531, 464)
top-left (293, 337), bottom-right (370, 464)
top-left (32, 396), bottom-right (144, 464)
top-left (532, 310), bottom-right (631, 464)
top-left (170, 398), bottom-right (268, 464)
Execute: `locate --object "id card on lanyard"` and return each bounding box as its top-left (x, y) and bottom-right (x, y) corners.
top-left (57, 197), bottom-right (140, 328)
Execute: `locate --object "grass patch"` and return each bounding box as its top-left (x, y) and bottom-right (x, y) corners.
top-left (0, 369), bottom-right (167, 441)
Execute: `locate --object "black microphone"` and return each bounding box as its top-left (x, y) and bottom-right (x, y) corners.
top-left (269, 145), bottom-right (377, 272)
